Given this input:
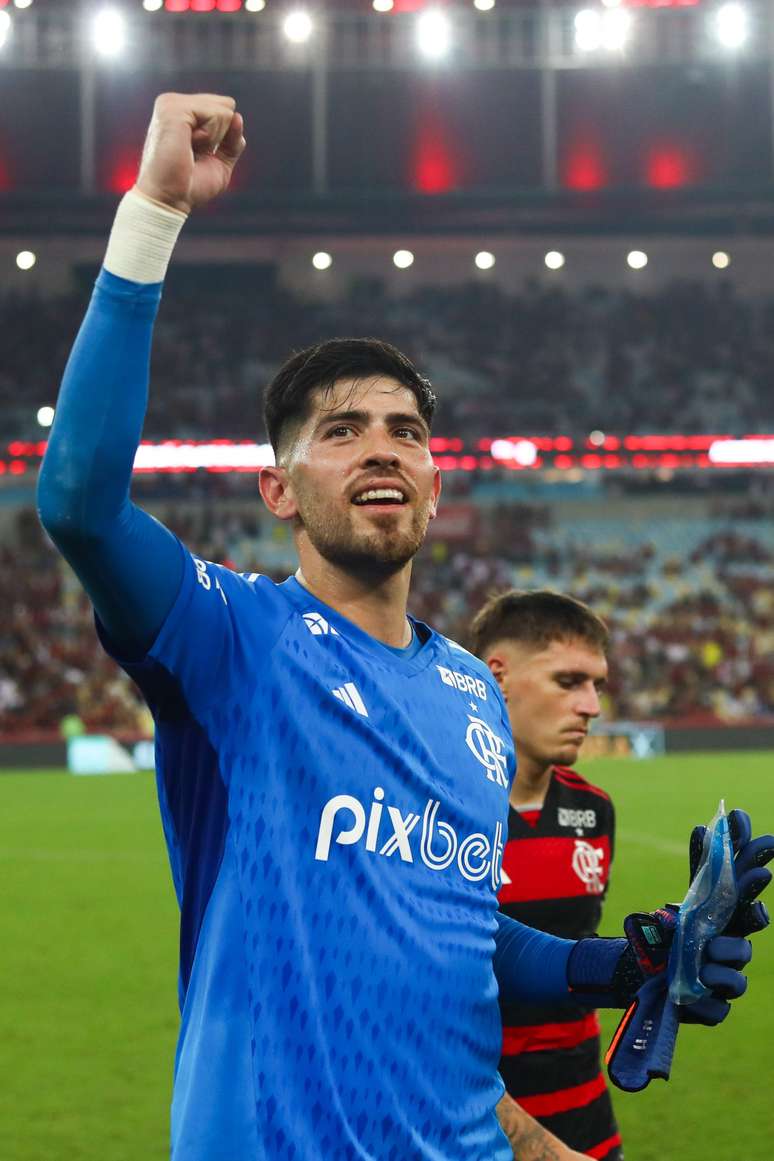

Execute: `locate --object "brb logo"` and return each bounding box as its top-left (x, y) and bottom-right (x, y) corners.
top-left (465, 716), bottom-right (509, 789)
top-left (315, 787), bottom-right (504, 889)
top-left (571, 840), bottom-right (606, 895)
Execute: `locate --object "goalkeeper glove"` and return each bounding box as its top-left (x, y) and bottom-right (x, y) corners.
top-left (566, 808), bottom-right (774, 1092)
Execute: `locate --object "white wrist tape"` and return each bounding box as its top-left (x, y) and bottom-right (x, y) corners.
top-left (103, 187), bottom-right (187, 284)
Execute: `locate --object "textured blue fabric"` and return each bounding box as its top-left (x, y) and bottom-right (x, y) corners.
top-left (38, 269), bottom-right (579, 1159)
top-left (492, 912), bottom-right (574, 1003)
top-left (100, 560), bottom-right (524, 1159)
top-left (37, 269), bottom-right (183, 656)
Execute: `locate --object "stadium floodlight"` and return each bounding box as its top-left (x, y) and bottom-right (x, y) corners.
top-left (627, 249), bottom-right (648, 270)
top-left (37, 406), bottom-right (55, 428)
top-left (92, 8), bottom-right (127, 59)
top-left (416, 10), bottom-right (452, 61)
top-left (283, 10), bottom-right (313, 42)
top-left (0, 10), bottom-right (11, 47)
top-left (473, 0), bottom-right (496, 11)
top-left (373, 0), bottom-right (394, 11)
top-left (393, 249), bottom-right (414, 269)
top-left (575, 7), bottom-right (630, 52)
top-left (544, 250), bottom-right (565, 270)
top-left (715, 3), bottom-right (748, 49)
top-left (574, 9), bottom-right (601, 51)
top-left (16, 250), bottom-right (36, 271)
top-left (312, 251), bottom-right (332, 270)
top-left (601, 7), bottom-right (630, 50)
top-left (245, 0), bottom-right (266, 10)
top-left (712, 250), bottom-right (731, 269)
top-left (475, 251), bottom-right (495, 270)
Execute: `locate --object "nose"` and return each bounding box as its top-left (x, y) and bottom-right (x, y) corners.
top-left (576, 683), bottom-right (601, 720)
top-left (359, 426), bottom-right (402, 468)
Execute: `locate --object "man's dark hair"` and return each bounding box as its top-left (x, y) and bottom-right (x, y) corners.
top-left (263, 337), bottom-right (437, 455)
top-left (469, 590), bottom-right (609, 659)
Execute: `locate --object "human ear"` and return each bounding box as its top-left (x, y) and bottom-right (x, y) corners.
top-left (259, 466), bottom-right (298, 520)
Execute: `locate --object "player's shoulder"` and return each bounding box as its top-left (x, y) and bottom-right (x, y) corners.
top-left (553, 764), bottom-right (613, 806)
top-left (187, 555), bottom-right (293, 616)
top-left (433, 633), bottom-right (503, 703)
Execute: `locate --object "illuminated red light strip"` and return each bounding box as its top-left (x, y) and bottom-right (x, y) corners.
top-left (6, 436), bottom-right (774, 474)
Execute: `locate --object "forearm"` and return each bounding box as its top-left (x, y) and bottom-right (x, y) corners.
top-left (496, 1094), bottom-right (588, 1160)
top-left (37, 269), bottom-right (161, 544)
top-left (493, 913), bottom-right (575, 1004)
top-left (37, 195), bottom-right (187, 653)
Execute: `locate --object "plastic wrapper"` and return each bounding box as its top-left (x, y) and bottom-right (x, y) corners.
top-left (667, 799), bottom-right (738, 1005)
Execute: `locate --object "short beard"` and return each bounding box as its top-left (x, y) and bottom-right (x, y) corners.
top-left (298, 503), bottom-right (431, 579)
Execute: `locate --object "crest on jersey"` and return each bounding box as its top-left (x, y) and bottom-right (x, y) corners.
top-left (571, 840), bottom-right (605, 894)
top-left (465, 715), bottom-right (508, 789)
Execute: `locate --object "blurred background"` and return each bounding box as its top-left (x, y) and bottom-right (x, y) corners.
top-left (0, 0), bottom-right (773, 1157)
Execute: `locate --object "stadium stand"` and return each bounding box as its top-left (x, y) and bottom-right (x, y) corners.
top-left (3, 276), bottom-right (774, 441)
top-left (3, 488), bottom-right (773, 739)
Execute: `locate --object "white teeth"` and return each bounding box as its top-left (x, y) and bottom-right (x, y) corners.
top-left (353, 488), bottom-right (405, 505)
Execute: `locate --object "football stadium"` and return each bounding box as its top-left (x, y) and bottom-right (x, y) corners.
top-left (1, 1), bottom-right (774, 1159)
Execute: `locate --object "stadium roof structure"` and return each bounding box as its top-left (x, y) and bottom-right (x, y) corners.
top-left (2, 0), bottom-right (774, 236)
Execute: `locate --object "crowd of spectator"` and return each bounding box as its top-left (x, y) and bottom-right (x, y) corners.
top-left (3, 274), bottom-right (774, 443)
top-left (2, 487), bottom-right (772, 739)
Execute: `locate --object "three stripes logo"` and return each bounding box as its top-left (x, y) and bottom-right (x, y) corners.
top-left (331, 682), bottom-right (369, 717)
top-left (303, 611), bottom-right (339, 636)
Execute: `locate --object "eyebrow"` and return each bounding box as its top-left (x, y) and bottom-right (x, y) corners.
top-left (314, 409), bottom-right (429, 436)
top-left (553, 669), bottom-right (608, 686)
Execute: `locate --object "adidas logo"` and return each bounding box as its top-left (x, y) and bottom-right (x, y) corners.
top-left (331, 682), bottom-right (368, 717)
top-left (304, 611), bottom-right (339, 636)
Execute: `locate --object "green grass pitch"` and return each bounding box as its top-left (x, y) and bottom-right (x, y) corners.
top-left (1, 753), bottom-right (773, 1160)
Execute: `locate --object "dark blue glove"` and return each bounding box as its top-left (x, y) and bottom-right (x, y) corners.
top-left (568, 809), bottom-right (774, 1092)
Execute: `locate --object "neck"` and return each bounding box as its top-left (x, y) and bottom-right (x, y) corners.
top-left (295, 555), bottom-right (414, 648)
top-left (509, 753), bottom-right (553, 810)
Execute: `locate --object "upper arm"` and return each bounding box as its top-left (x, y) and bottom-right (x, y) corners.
top-left (44, 498), bottom-right (185, 660)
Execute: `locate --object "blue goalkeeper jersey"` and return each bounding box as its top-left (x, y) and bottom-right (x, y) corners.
top-left (101, 547), bottom-right (515, 1160)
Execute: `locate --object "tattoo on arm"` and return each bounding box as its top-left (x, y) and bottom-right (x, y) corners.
top-left (496, 1094), bottom-right (572, 1161)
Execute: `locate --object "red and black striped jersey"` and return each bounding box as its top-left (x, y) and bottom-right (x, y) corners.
top-left (498, 766), bottom-right (622, 1160)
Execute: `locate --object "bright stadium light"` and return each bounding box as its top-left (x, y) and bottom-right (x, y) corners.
top-left (16, 250), bottom-right (36, 271)
top-left (575, 9), bottom-right (601, 50)
top-left (712, 250), bottom-right (731, 269)
top-left (575, 7), bottom-right (630, 52)
top-left (373, 0), bottom-right (394, 11)
top-left (474, 0), bottom-right (496, 11)
top-left (245, 0), bottom-right (266, 10)
top-left (475, 251), bottom-right (495, 270)
top-left (92, 8), bottom-right (127, 59)
top-left (142, 0), bottom-right (163, 11)
top-left (14, 0), bottom-right (34, 10)
top-left (393, 249), bottom-right (414, 269)
top-left (0, 11), bottom-right (12, 47)
top-left (544, 250), bottom-right (565, 270)
top-left (627, 249), bottom-right (648, 270)
top-left (283, 10), bottom-right (313, 42)
top-left (715, 3), bottom-right (748, 49)
top-left (37, 406), bottom-right (55, 428)
top-left (416, 10), bottom-right (452, 61)
top-left (312, 251), bottom-right (332, 270)
top-left (601, 7), bottom-right (630, 49)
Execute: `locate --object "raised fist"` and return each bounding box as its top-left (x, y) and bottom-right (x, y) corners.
top-left (135, 92), bottom-right (245, 215)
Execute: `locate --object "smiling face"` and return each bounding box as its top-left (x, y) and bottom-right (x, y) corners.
top-left (260, 375), bottom-right (441, 579)
top-left (489, 637), bottom-right (608, 776)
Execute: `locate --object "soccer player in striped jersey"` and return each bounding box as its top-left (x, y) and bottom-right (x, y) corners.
top-left (36, 93), bottom-right (765, 1161)
top-left (471, 591), bottom-right (621, 1160)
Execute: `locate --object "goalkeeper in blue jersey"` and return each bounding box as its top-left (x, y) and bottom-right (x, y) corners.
top-left (37, 93), bottom-right (773, 1161)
